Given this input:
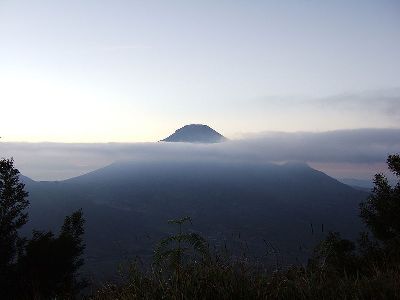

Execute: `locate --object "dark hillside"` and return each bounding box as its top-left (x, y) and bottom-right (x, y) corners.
top-left (22, 160), bottom-right (368, 278)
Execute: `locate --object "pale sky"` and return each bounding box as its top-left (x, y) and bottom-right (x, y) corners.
top-left (1, 0), bottom-right (399, 142)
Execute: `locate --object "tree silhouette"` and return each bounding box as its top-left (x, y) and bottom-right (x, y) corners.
top-left (0, 158), bottom-right (29, 295)
top-left (360, 154), bottom-right (400, 244)
top-left (0, 157), bottom-right (86, 298)
top-left (309, 154), bottom-right (400, 277)
top-left (18, 210), bottom-right (86, 299)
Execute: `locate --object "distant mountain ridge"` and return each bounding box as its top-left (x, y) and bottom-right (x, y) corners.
top-left (21, 159), bottom-right (368, 278)
top-left (161, 124), bottom-right (227, 143)
top-left (339, 178), bottom-right (374, 189)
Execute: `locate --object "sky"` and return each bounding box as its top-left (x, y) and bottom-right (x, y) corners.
top-left (1, 0), bottom-right (400, 142)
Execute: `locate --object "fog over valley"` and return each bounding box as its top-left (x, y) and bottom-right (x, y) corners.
top-left (2, 128), bottom-right (399, 182)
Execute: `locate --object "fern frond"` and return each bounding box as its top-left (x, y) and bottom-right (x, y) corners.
top-left (153, 216), bottom-right (209, 271)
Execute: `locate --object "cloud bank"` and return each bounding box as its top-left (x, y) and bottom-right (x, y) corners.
top-left (1, 128), bottom-right (399, 181)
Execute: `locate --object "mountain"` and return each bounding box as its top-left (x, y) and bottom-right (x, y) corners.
top-left (161, 124), bottom-right (227, 143)
top-left (21, 160), bottom-right (368, 279)
top-left (19, 174), bottom-right (36, 185)
top-left (339, 178), bottom-right (374, 190)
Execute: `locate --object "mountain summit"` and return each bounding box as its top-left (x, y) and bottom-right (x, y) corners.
top-left (161, 124), bottom-right (227, 143)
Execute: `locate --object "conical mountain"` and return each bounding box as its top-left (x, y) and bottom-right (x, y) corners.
top-left (161, 124), bottom-right (227, 143)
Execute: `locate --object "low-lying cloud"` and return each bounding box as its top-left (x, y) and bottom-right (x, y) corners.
top-left (1, 128), bottom-right (399, 181)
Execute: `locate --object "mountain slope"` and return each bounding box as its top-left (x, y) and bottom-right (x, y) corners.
top-left (22, 160), bottom-right (368, 278)
top-left (161, 124), bottom-right (227, 143)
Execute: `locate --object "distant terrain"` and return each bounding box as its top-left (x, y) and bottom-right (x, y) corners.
top-left (21, 159), bottom-right (368, 279)
top-left (338, 178), bottom-right (374, 190)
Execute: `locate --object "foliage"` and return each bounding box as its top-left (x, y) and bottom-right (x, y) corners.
top-left (360, 154), bottom-right (400, 244)
top-left (0, 157), bottom-right (86, 299)
top-left (0, 158), bottom-right (29, 266)
top-left (93, 154), bottom-right (400, 299)
top-left (17, 210), bottom-right (86, 299)
top-left (92, 252), bottom-right (400, 300)
top-left (154, 216), bottom-right (210, 274)
top-left (0, 158), bottom-right (29, 297)
top-left (308, 232), bottom-right (358, 276)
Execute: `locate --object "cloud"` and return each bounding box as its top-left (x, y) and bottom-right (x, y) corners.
top-left (1, 128), bottom-right (399, 181)
top-left (313, 88), bottom-right (400, 119)
top-left (237, 128), bottom-right (400, 163)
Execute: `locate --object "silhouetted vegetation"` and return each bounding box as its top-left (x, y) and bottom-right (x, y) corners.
top-left (0, 158), bottom-right (86, 299)
top-left (154, 216), bottom-right (210, 276)
top-left (3, 154), bottom-right (400, 298)
top-left (0, 158), bottom-right (29, 298)
top-left (360, 154), bottom-right (400, 247)
top-left (93, 154), bottom-right (400, 299)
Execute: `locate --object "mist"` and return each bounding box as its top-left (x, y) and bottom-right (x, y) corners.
top-left (1, 128), bottom-right (398, 181)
